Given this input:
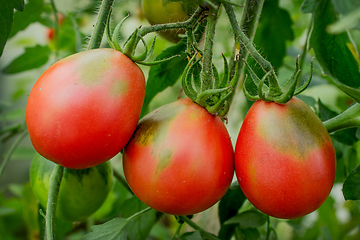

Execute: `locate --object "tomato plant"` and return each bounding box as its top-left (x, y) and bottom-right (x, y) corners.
top-left (30, 153), bottom-right (113, 222)
top-left (142, 0), bottom-right (196, 43)
top-left (2, 0), bottom-right (360, 239)
top-left (234, 97), bottom-right (336, 219)
top-left (26, 48), bottom-right (145, 169)
top-left (123, 98), bottom-right (234, 215)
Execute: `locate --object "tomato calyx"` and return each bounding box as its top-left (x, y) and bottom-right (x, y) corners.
top-left (182, 50), bottom-right (240, 117)
top-left (106, 11), bottom-right (180, 66)
top-left (243, 55), bottom-right (314, 104)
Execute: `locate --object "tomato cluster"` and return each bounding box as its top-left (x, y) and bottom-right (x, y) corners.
top-left (27, 3), bottom-right (336, 220)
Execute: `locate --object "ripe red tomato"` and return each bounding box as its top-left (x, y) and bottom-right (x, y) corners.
top-left (123, 98), bottom-right (234, 215)
top-left (142, 0), bottom-right (196, 43)
top-left (26, 48), bottom-right (145, 169)
top-left (30, 153), bottom-right (113, 222)
top-left (235, 97), bottom-right (336, 219)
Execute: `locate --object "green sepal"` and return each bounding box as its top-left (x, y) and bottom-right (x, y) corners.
top-left (111, 13), bottom-right (130, 52)
top-left (196, 87), bottom-right (230, 107)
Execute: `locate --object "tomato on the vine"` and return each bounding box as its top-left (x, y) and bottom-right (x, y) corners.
top-left (30, 153), bottom-right (113, 222)
top-left (235, 97), bottom-right (336, 219)
top-left (26, 48), bottom-right (145, 169)
top-left (142, 0), bottom-right (197, 43)
top-left (123, 98), bottom-right (234, 215)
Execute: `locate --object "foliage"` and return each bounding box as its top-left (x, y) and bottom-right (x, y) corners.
top-left (1, 0), bottom-right (360, 239)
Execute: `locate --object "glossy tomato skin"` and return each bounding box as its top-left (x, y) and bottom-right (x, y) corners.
top-left (26, 48), bottom-right (145, 169)
top-left (123, 98), bottom-right (234, 215)
top-left (30, 153), bottom-right (113, 222)
top-left (235, 97), bottom-right (336, 219)
top-left (142, 0), bottom-right (196, 43)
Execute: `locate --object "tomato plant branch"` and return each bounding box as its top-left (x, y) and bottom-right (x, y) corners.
top-left (87, 0), bottom-right (115, 50)
top-left (0, 128), bottom-right (28, 180)
top-left (113, 168), bottom-right (133, 194)
top-left (201, 2), bottom-right (220, 91)
top-left (50, 0), bottom-right (59, 59)
top-left (138, 6), bottom-right (205, 37)
top-left (323, 103), bottom-right (360, 133)
top-left (45, 164), bottom-right (64, 240)
top-left (127, 207), bottom-right (152, 221)
top-left (179, 215), bottom-right (220, 240)
top-left (226, 0), bottom-right (264, 106)
top-left (224, 1), bottom-right (283, 97)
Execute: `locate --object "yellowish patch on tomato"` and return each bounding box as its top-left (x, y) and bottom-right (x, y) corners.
top-left (110, 80), bottom-right (128, 97)
top-left (76, 50), bottom-right (112, 86)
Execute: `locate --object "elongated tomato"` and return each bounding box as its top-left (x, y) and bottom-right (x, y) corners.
top-left (235, 97), bottom-right (336, 219)
top-left (123, 98), bottom-right (234, 215)
top-left (26, 48), bottom-right (145, 169)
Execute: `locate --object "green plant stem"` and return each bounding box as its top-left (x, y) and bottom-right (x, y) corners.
top-left (45, 164), bottom-right (64, 240)
top-left (50, 0), bottom-right (59, 59)
top-left (323, 103), bottom-right (360, 133)
top-left (232, 0), bottom-right (264, 76)
top-left (87, 0), bottom-right (115, 50)
top-left (201, 2), bottom-right (220, 91)
top-left (0, 129), bottom-right (28, 181)
top-left (113, 168), bottom-right (133, 194)
top-left (138, 6), bottom-right (204, 37)
top-left (127, 207), bottom-right (152, 221)
top-left (171, 222), bottom-right (183, 240)
top-left (266, 215), bottom-right (271, 240)
top-left (179, 216), bottom-right (220, 240)
top-left (224, 1), bottom-right (282, 96)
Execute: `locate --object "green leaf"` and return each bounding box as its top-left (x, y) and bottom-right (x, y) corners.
top-left (332, 0), bottom-right (360, 16)
top-left (218, 185), bottom-right (246, 240)
top-left (84, 217), bottom-right (129, 240)
top-left (253, 0), bottom-right (294, 71)
top-left (343, 163), bottom-right (360, 200)
top-left (309, 0), bottom-right (360, 102)
top-left (238, 228), bottom-right (261, 240)
top-left (120, 197), bottom-right (157, 240)
top-left (12, 0), bottom-right (25, 12)
top-left (300, 0), bottom-right (317, 13)
top-left (141, 40), bottom-right (187, 117)
top-left (179, 231), bottom-right (203, 240)
top-left (224, 210), bottom-right (267, 229)
top-left (2, 45), bottom-right (51, 74)
top-left (0, 207), bottom-right (15, 216)
top-left (9, 0), bottom-right (45, 38)
top-left (0, 0), bottom-right (15, 57)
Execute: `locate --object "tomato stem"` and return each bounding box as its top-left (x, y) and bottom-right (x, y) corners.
top-left (179, 215), bottom-right (220, 240)
top-left (113, 169), bottom-right (133, 194)
top-left (224, 0), bottom-right (265, 105)
top-left (45, 164), bottom-right (64, 240)
top-left (201, 2), bottom-right (220, 91)
top-left (87, 0), bottom-right (115, 50)
top-left (49, 0), bottom-right (59, 60)
top-left (126, 207), bottom-right (152, 221)
top-left (0, 128), bottom-right (28, 181)
top-left (138, 6), bottom-right (205, 37)
top-left (323, 103), bottom-right (360, 133)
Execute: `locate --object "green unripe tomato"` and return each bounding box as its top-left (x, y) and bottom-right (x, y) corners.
top-left (142, 0), bottom-right (197, 43)
top-left (30, 153), bottom-right (113, 222)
